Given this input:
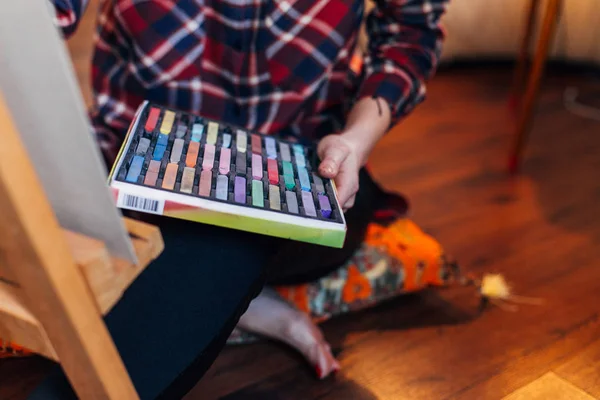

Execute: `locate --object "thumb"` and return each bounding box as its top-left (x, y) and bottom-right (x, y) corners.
top-left (318, 139), bottom-right (350, 178)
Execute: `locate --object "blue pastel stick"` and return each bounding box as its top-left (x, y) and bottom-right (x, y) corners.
top-left (126, 155), bottom-right (144, 182)
top-left (152, 144), bottom-right (166, 161)
top-left (157, 134), bottom-right (169, 146)
top-left (222, 133), bottom-right (232, 148)
top-left (297, 166), bottom-right (311, 191)
top-left (191, 123), bottom-right (204, 142)
top-left (265, 137), bottom-right (277, 159)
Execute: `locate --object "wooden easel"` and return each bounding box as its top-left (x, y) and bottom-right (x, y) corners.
top-left (0, 92), bottom-right (163, 398)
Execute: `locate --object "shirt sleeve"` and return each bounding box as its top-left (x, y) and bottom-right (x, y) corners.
top-left (48, 0), bottom-right (90, 38)
top-left (358, 0), bottom-right (449, 126)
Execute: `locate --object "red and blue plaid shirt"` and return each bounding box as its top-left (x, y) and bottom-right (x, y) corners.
top-left (51, 0), bottom-right (448, 165)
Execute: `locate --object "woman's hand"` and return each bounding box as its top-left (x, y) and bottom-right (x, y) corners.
top-left (317, 134), bottom-right (361, 211)
top-left (317, 96), bottom-right (392, 211)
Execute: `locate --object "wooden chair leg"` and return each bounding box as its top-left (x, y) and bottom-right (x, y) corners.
top-left (508, 0), bottom-right (562, 174)
top-left (509, 0), bottom-right (542, 112)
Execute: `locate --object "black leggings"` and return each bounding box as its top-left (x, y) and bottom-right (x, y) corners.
top-left (28, 169), bottom-right (391, 400)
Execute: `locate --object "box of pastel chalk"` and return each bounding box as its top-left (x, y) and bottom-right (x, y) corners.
top-left (107, 101), bottom-right (347, 248)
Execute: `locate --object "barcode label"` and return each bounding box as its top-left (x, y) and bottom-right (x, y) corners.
top-left (117, 192), bottom-right (164, 214)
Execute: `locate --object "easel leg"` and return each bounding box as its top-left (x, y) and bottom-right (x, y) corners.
top-left (0, 93), bottom-right (138, 399)
top-left (508, 0), bottom-right (562, 174)
top-left (509, 0), bottom-right (542, 112)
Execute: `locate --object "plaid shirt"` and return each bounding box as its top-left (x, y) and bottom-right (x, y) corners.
top-left (51, 0), bottom-right (448, 165)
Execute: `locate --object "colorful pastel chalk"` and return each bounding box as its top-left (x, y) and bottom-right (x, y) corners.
top-left (292, 144), bottom-right (304, 156)
top-left (312, 173), bottom-right (325, 194)
top-left (269, 185), bottom-right (281, 210)
top-left (185, 141), bottom-right (200, 167)
top-left (180, 167), bottom-right (195, 193)
top-left (234, 176), bottom-right (246, 203)
top-left (236, 151), bottom-right (246, 175)
top-left (152, 144), bottom-right (166, 161)
top-left (265, 137), bottom-right (277, 159)
top-left (294, 152), bottom-right (306, 168)
top-left (282, 161), bottom-right (295, 190)
top-left (301, 191), bottom-right (317, 217)
top-left (148, 160), bottom-right (161, 173)
top-left (236, 129), bottom-right (247, 153)
top-left (157, 133), bottom-right (169, 147)
top-left (252, 154), bottom-right (263, 179)
top-left (252, 179), bottom-right (264, 207)
top-left (267, 158), bottom-right (278, 185)
top-left (280, 142), bottom-right (291, 162)
top-left (175, 124), bottom-right (187, 138)
top-left (191, 123), bottom-right (204, 142)
top-left (126, 155), bottom-right (144, 182)
top-left (219, 148), bottom-right (231, 175)
top-left (202, 144), bottom-right (216, 170)
top-left (160, 110), bottom-right (175, 134)
top-left (207, 121), bottom-right (218, 145)
top-left (170, 138), bottom-right (184, 163)
top-left (145, 107), bottom-right (160, 132)
top-left (285, 191), bottom-right (298, 214)
top-left (199, 169), bottom-right (212, 196)
top-left (162, 162), bottom-right (178, 190)
top-left (251, 134), bottom-right (262, 154)
top-left (136, 138), bottom-right (150, 155)
top-left (222, 133), bottom-right (232, 148)
top-left (216, 175), bottom-right (228, 200)
top-left (297, 166), bottom-right (311, 191)
top-left (318, 195), bottom-right (332, 218)
top-left (144, 171), bottom-right (158, 186)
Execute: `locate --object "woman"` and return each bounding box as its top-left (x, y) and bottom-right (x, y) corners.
top-left (37, 0), bottom-right (448, 397)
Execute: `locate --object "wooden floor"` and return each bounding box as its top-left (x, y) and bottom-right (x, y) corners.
top-left (3, 5), bottom-right (600, 398)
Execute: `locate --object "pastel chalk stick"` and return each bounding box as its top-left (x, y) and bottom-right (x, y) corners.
top-left (202, 144), bottom-right (216, 170)
top-left (157, 134), bottom-right (169, 147)
top-left (162, 162), bottom-right (178, 190)
top-left (267, 158), bottom-right (278, 185)
top-left (282, 161), bottom-right (295, 189)
top-left (152, 144), bottom-right (166, 161)
top-left (219, 148), bottom-right (231, 175)
top-left (294, 152), bottom-right (306, 168)
top-left (236, 130), bottom-right (247, 153)
top-left (185, 141), bottom-right (200, 167)
top-left (160, 110), bottom-right (175, 134)
top-left (280, 142), bottom-right (291, 162)
top-left (318, 194), bottom-right (332, 218)
top-left (199, 169), bottom-right (212, 196)
top-left (222, 133), bottom-right (232, 148)
top-left (312, 173), bottom-right (325, 194)
top-left (252, 179), bottom-right (264, 207)
top-left (269, 185), bottom-right (281, 210)
top-left (180, 167), bottom-right (195, 193)
top-left (136, 138), bottom-right (151, 155)
top-left (292, 144), bottom-right (304, 157)
top-left (234, 176), bottom-right (246, 204)
top-left (236, 151), bottom-right (246, 175)
top-left (251, 134), bottom-right (262, 154)
top-left (297, 166), bottom-right (311, 191)
top-left (191, 123), bottom-right (204, 142)
top-left (175, 124), bottom-right (187, 138)
top-left (207, 121), bottom-right (218, 145)
top-left (265, 137), bottom-right (277, 159)
top-left (145, 107), bottom-right (160, 132)
top-left (285, 191), bottom-right (299, 214)
top-left (144, 171), bottom-right (158, 186)
top-left (170, 138), bottom-right (184, 163)
top-left (301, 191), bottom-right (317, 217)
top-left (125, 155), bottom-right (144, 182)
top-left (148, 160), bottom-right (161, 173)
top-left (252, 154), bottom-right (263, 179)
top-left (216, 175), bottom-right (228, 200)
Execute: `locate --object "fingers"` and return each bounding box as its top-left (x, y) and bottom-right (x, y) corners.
top-left (317, 139), bottom-right (350, 179)
top-left (334, 168), bottom-right (359, 211)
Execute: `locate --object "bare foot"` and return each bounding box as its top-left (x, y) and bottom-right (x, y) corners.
top-left (237, 287), bottom-right (340, 379)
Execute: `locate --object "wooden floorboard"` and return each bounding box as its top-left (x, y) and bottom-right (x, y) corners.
top-left (3, 3), bottom-right (600, 398)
